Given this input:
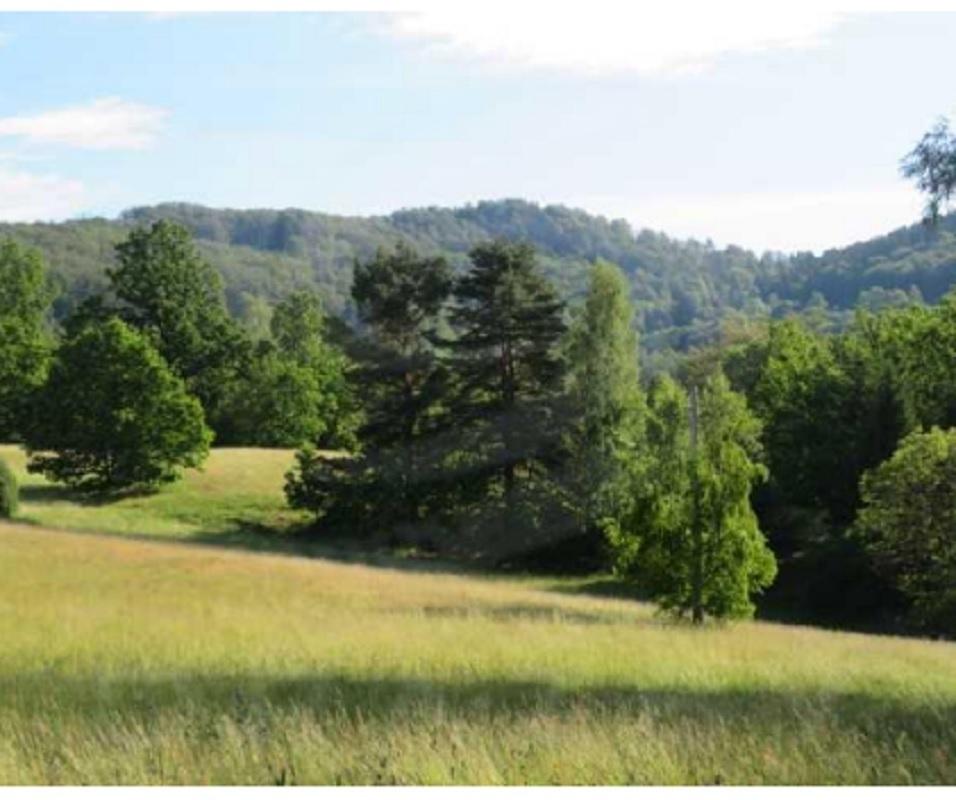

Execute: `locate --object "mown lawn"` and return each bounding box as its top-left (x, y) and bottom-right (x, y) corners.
top-left (0, 520), bottom-right (954, 785)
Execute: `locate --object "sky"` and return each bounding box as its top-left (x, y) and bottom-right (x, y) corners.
top-left (0, 9), bottom-right (953, 253)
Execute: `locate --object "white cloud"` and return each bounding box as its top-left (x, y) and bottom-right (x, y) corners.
top-left (381, 7), bottom-right (845, 76)
top-left (0, 168), bottom-right (86, 222)
top-left (0, 97), bottom-right (168, 151)
top-left (578, 185), bottom-right (925, 254)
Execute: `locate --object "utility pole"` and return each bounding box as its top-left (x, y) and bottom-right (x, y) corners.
top-left (689, 385), bottom-right (704, 625)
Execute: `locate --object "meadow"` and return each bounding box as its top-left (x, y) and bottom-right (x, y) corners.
top-left (1, 447), bottom-right (955, 784)
top-left (0, 445), bottom-right (307, 543)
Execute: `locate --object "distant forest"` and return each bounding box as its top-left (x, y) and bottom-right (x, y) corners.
top-left (2, 198), bottom-right (952, 367)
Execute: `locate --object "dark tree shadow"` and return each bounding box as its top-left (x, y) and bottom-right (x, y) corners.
top-left (18, 482), bottom-right (157, 507)
top-left (3, 671), bottom-right (954, 783)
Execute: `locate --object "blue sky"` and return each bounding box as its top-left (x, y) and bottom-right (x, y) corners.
top-left (0, 10), bottom-right (953, 252)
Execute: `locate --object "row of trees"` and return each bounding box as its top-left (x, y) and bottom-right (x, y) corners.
top-left (0, 224), bottom-right (776, 623)
top-left (678, 293), bottom-right (956, 634)
top-left (285, 241), bottom-right (777, 623)
top-left (0, 222), bottom-right (356, 490)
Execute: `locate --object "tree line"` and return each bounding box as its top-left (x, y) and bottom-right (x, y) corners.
top-left (12, 192), bottom-right (956, 377)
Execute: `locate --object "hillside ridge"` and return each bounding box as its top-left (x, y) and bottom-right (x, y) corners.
top-left (3, 198), bottom-right (956, 355)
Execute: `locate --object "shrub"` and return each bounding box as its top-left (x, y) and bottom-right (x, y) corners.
top-left (0, 458), bottom-right (18, 518)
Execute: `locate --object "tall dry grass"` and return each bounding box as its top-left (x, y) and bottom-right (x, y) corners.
top-left (1, 522), bottom-right (954, 784)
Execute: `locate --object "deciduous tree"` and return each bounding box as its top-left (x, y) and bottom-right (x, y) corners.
top-left (0, 239), bottom-right (53, 440)
top-left (26, 317), bottom-right (211, 491)
top-left (856, 426), bottom-right (956, 635)
top-left (609, 373), bottom-right (775, 622)
top-left (563, 260), bottom-right (644, 541)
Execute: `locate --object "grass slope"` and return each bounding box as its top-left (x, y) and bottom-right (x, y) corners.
top-left (0, 521), bottom-right (955, 785)
top-left (0, 445), bottom-right (307, 543)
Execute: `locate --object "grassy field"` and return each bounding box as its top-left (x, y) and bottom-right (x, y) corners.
top-left (0, 445), bottom-right (308, 544)
top-left (1, 447), bottom-right (955, 784)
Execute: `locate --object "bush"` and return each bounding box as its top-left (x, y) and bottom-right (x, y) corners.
top-left (0, 458), bottom-right (18, 518)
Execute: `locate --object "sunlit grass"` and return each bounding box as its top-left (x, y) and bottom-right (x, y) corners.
top-left (0, 445), bottom-right (308, 541)
top-left (0, 521), bottom-right (954, 784)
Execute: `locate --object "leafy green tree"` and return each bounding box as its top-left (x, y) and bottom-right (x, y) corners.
top-left (25, 317), bottom-right (211, 491)
top-left (0, 239), bottom-right (53, 440)
top-left (752, 319), bottom-right (858, 524)
top-left (745, 316), bottom-right (903, 625)
top-left (891, 293), bottom-right (956, 430)
top-left (272, 290), bottom-right (358, 448)
top-left (108, 221), bottom-right (250, 436)
top-left (610, 373), bottom-right (775, 622)
top-left (856, 427), bottom-right (956, 635)
top-left (226, 291), bottom-right (357, 448)
top-left (285, 447), bottom-right (382, 537)
top-left (902, 117), bottom-right (956, 221)
top-left (563, 260), bottom-right (644, 540)
top-left (446, 240), bottom-right (567, 543)
top-left (351, 242), bottom-right (453, 355)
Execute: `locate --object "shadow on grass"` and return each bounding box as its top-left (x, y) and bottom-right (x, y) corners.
top-left (413, 602), bottom-right (637, 626)
top-left (5, 670), bottom-right (953, 726)
top-left (3, 670), bottom-right (954, 783)
top-left (17, 483), bottom-right (151, 507)
top-left (537, 575), bottom-right (647, 601)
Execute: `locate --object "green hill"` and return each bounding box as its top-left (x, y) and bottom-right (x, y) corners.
top-left (5, 199), bottom-right (956, 355)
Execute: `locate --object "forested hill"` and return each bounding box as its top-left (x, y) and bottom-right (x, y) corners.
top-left (3, 198), bottom-right (956, 353)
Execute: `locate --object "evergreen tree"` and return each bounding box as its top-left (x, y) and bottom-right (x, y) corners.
top-left (286, 243), bottom-right (453, 539)
top-left (25, 317), bottom-right (211, 491)
top-left (563, 260), bottom-right (644, 541)
top-left (351, 243), bottom-right (453, 524)
top-left (446, 240), bottom-right (567, 549)
top-left (610, 373), bottom-right (775, 622)
top-left (0, 239), bottom-right (53, 440)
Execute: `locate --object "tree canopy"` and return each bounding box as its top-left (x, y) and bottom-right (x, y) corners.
top-left (0, 238), bottom-right (53, 441)
top-left (25, 317), bottom-right (212, 491)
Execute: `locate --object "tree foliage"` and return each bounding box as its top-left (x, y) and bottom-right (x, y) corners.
top-left (446, 240), bottom-right (567, 553)
top-left (108, 221), bottom-right (250, 437)
top-left (902, 117), bottom-right (956, 221)
top-left (225, 291), bottom-right (357, 448)
top-left (563, 260), bottom-right (644, 542)
top-left (610, 373), bottom-right (775, 622)
top-left (25, 318), bottom-right (212, 491)
top-left (0, 238), bottom-right (53, 441)
top-left (856, 427), bottom-right (956, 635)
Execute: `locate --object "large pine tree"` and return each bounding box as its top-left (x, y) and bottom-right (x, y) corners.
top-left (446, 240), bottom-right (567, 547)
top-left (351, 242), bottom-right (453, 525)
